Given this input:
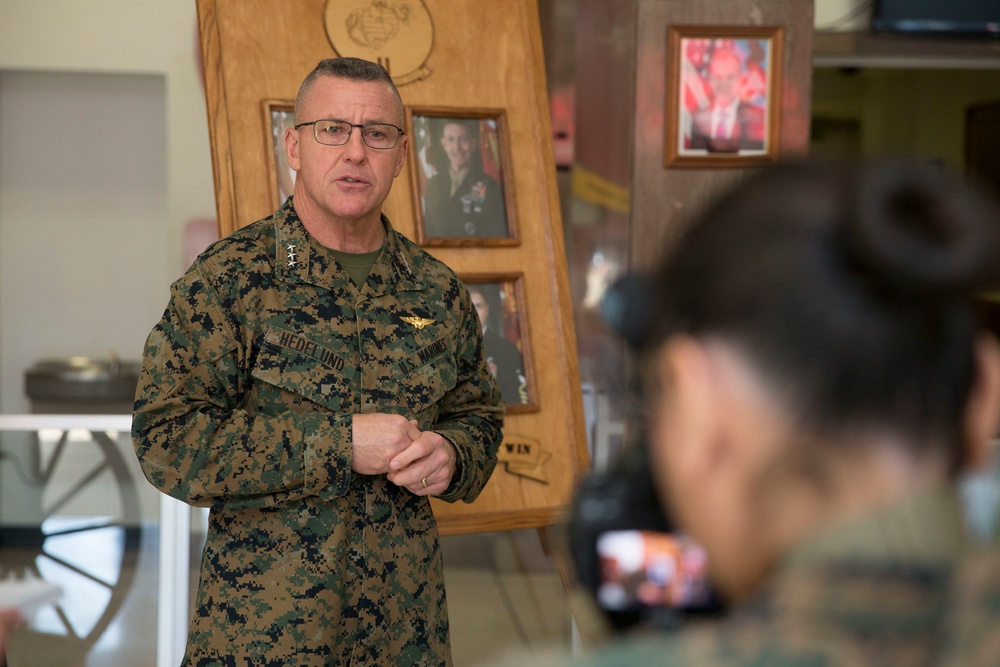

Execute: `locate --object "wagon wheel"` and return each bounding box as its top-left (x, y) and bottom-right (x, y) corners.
top-left (0, 427), bottom-right (142, 662)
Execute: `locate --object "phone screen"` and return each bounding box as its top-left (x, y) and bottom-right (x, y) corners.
top-left (596, 530), bottom-right (713, 612)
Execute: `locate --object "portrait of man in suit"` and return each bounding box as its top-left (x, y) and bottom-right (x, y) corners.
top-left (682, 41), bottom-right (769, 155)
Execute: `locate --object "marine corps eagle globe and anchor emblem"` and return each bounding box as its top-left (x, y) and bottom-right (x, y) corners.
top-left (325, 0), bottom-right (434, 85)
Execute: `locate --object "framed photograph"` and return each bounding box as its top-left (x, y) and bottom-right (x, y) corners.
top-left (264, 100), bottom-right (297, 209)
top-left (461, 274), bottom-right (537, 413)
top-left (665, 25), bottom-right (783, 168)
top-left (407, 107), bottom-right (519, 246)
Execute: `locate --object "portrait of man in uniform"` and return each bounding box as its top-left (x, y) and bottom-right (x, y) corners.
top-left (268, 104), bottom-right (297, 206)
top-left (465, 280), bottom-right (532, 408)
top-left (412, 114), bottom-right (512, 242)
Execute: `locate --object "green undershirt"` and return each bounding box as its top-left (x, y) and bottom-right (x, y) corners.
top-left (325, 245), bottom-right (384, 287)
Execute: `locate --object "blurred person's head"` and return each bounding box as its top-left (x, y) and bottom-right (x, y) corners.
top-left (641, 160), bottom-right (1000, 603)
top-left (470, 287), bottom-right (489, 332)
top-left (439, 120), bottom-right (478, 173)
top-left (707, 48), bottom-right (742, 108)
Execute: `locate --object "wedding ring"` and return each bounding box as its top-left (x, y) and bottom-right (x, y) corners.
top-left (422, 477), bottom-right (427, 488)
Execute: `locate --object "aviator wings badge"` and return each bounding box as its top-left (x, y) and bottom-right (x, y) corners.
top-left (401, 316), bottom-right (434, 330)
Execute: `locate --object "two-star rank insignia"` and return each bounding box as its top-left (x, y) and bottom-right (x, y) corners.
top-left (401, 316), bottom-right (434, 330)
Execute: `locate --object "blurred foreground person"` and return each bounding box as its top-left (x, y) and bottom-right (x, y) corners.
top-left (573, 160), bottom-right (1000, 665)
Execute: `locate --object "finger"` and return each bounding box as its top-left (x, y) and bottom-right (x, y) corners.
top-left (391, 473), bottom-right (448, 497)
top-left (405, 420), bottom-right (422, 441)
top-left (389, 436), bottom-right (432, 472)
top-left (387, 459), bottom-right (441, 488)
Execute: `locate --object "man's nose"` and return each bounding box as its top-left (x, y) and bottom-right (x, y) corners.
top-left (343, 129), bottom-right (368, 159)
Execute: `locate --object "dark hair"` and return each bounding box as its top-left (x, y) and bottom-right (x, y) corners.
top-left (468, 283), bottom-right (502, 332)
top-left (435, 117), bottom-right (480, 139)
top-left (643, 160), bottom-right (1000, 465)
top-left (294, 57), bottom-right (403, 123)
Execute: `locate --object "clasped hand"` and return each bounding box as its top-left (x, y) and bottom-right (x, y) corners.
top-left (351, 413), bottom-right (456, 496)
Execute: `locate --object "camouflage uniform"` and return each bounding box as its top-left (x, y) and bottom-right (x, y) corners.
top-left (132, 200), bottom-right (504, 666)
top-left (560, 486), bottom-right (1000, 666)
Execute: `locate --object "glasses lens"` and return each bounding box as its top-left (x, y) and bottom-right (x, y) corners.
top-left (362, 124), bottom-right (400, 149)
top-left (314, 120), bottom-right (351, 146)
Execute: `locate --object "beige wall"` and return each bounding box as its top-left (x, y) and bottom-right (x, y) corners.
top-left (0, 0), bottom-right (215, 248)
top-left (0, 1), bottom-right (216, 413)
top-left (0, 0), bottom-right (216, 253)
top-left (0, 0), bottom-right (215, 270)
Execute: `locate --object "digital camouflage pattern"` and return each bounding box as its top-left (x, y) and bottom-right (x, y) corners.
top-left (132, 200), bottom-right (504, 666)
top-left (558, 486), bottom-right (1000, 667)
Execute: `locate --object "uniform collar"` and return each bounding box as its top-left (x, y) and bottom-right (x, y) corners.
top-left (274, 198), bottom-right (420, 295)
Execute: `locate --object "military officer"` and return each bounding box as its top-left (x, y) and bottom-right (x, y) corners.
top-left (133, 57), bottom-right (504, 666)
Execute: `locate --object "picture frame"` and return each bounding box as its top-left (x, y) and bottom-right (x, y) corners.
top-left (461, 273), bottom-right (537, 413)
top-left (264, 100), bottom-right (297, 210)
top-left (664, 25), bottom-right (784, 168)
top-left (407, 107), bottom-right (519, 246)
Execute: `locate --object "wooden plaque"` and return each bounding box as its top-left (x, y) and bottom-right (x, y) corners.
top-left (196, 0), bottom-right (589, 534)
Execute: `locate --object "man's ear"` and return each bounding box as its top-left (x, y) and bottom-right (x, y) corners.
top-left (660, 337), bottom-right (731, 478)
top-left (393, 134), bottom-right (409, 178)
top-left (964, 333), bottom-right (1000, 469)
top-left (284, 126), bottom-right (301, 172)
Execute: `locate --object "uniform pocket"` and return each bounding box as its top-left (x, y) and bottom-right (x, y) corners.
top-left (250, 326), bottom-right (356, 413)
top-left (397, 338), bottom-right (457, 416)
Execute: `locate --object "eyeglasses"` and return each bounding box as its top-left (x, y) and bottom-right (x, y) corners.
top-left (294, 119), bottom-right (404, 150)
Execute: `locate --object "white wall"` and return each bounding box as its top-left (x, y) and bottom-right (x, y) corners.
top-left (0, 71), bottom-right (170, 411)
top-left (0, 0), bottom-right (216, 263)
top-left (0, 1), bottom-right (216, 413)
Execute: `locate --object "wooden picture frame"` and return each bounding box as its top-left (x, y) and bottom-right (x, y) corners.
top-left (461, 273), bottom-right (538, 413)
top-left (664, 25), bottom-right (783, 168)
top-left (263, 99), bottom-right (297, 210)
top-left (407, 106), bottom-right (519, 246)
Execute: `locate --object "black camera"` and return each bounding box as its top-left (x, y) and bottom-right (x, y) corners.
top-left (568, 275), bottom-right (723, 632)
top-left (568, 437), bottom-right (721, 632)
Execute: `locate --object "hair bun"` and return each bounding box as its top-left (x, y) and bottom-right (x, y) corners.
top-left (844, 161), bottom-right (1000, 296)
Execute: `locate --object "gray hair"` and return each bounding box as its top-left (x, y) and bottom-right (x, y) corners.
top-left (294, 57), bottom-right (403, 123)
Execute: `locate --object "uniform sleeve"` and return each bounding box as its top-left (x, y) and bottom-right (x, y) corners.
top-left (131, 263), bottom-right (352, 509)
top-left (432, 285), bottom-right (504, 504)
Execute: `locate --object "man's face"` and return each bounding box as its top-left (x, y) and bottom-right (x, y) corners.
top-left (708, 53), bottom-right (741, 108)
top-left (285, 76), bottom-right (407, 228)
top-left (470, 290), bottom-right (489, 330)
top-left (440, 123), bottom-right (474, 172)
